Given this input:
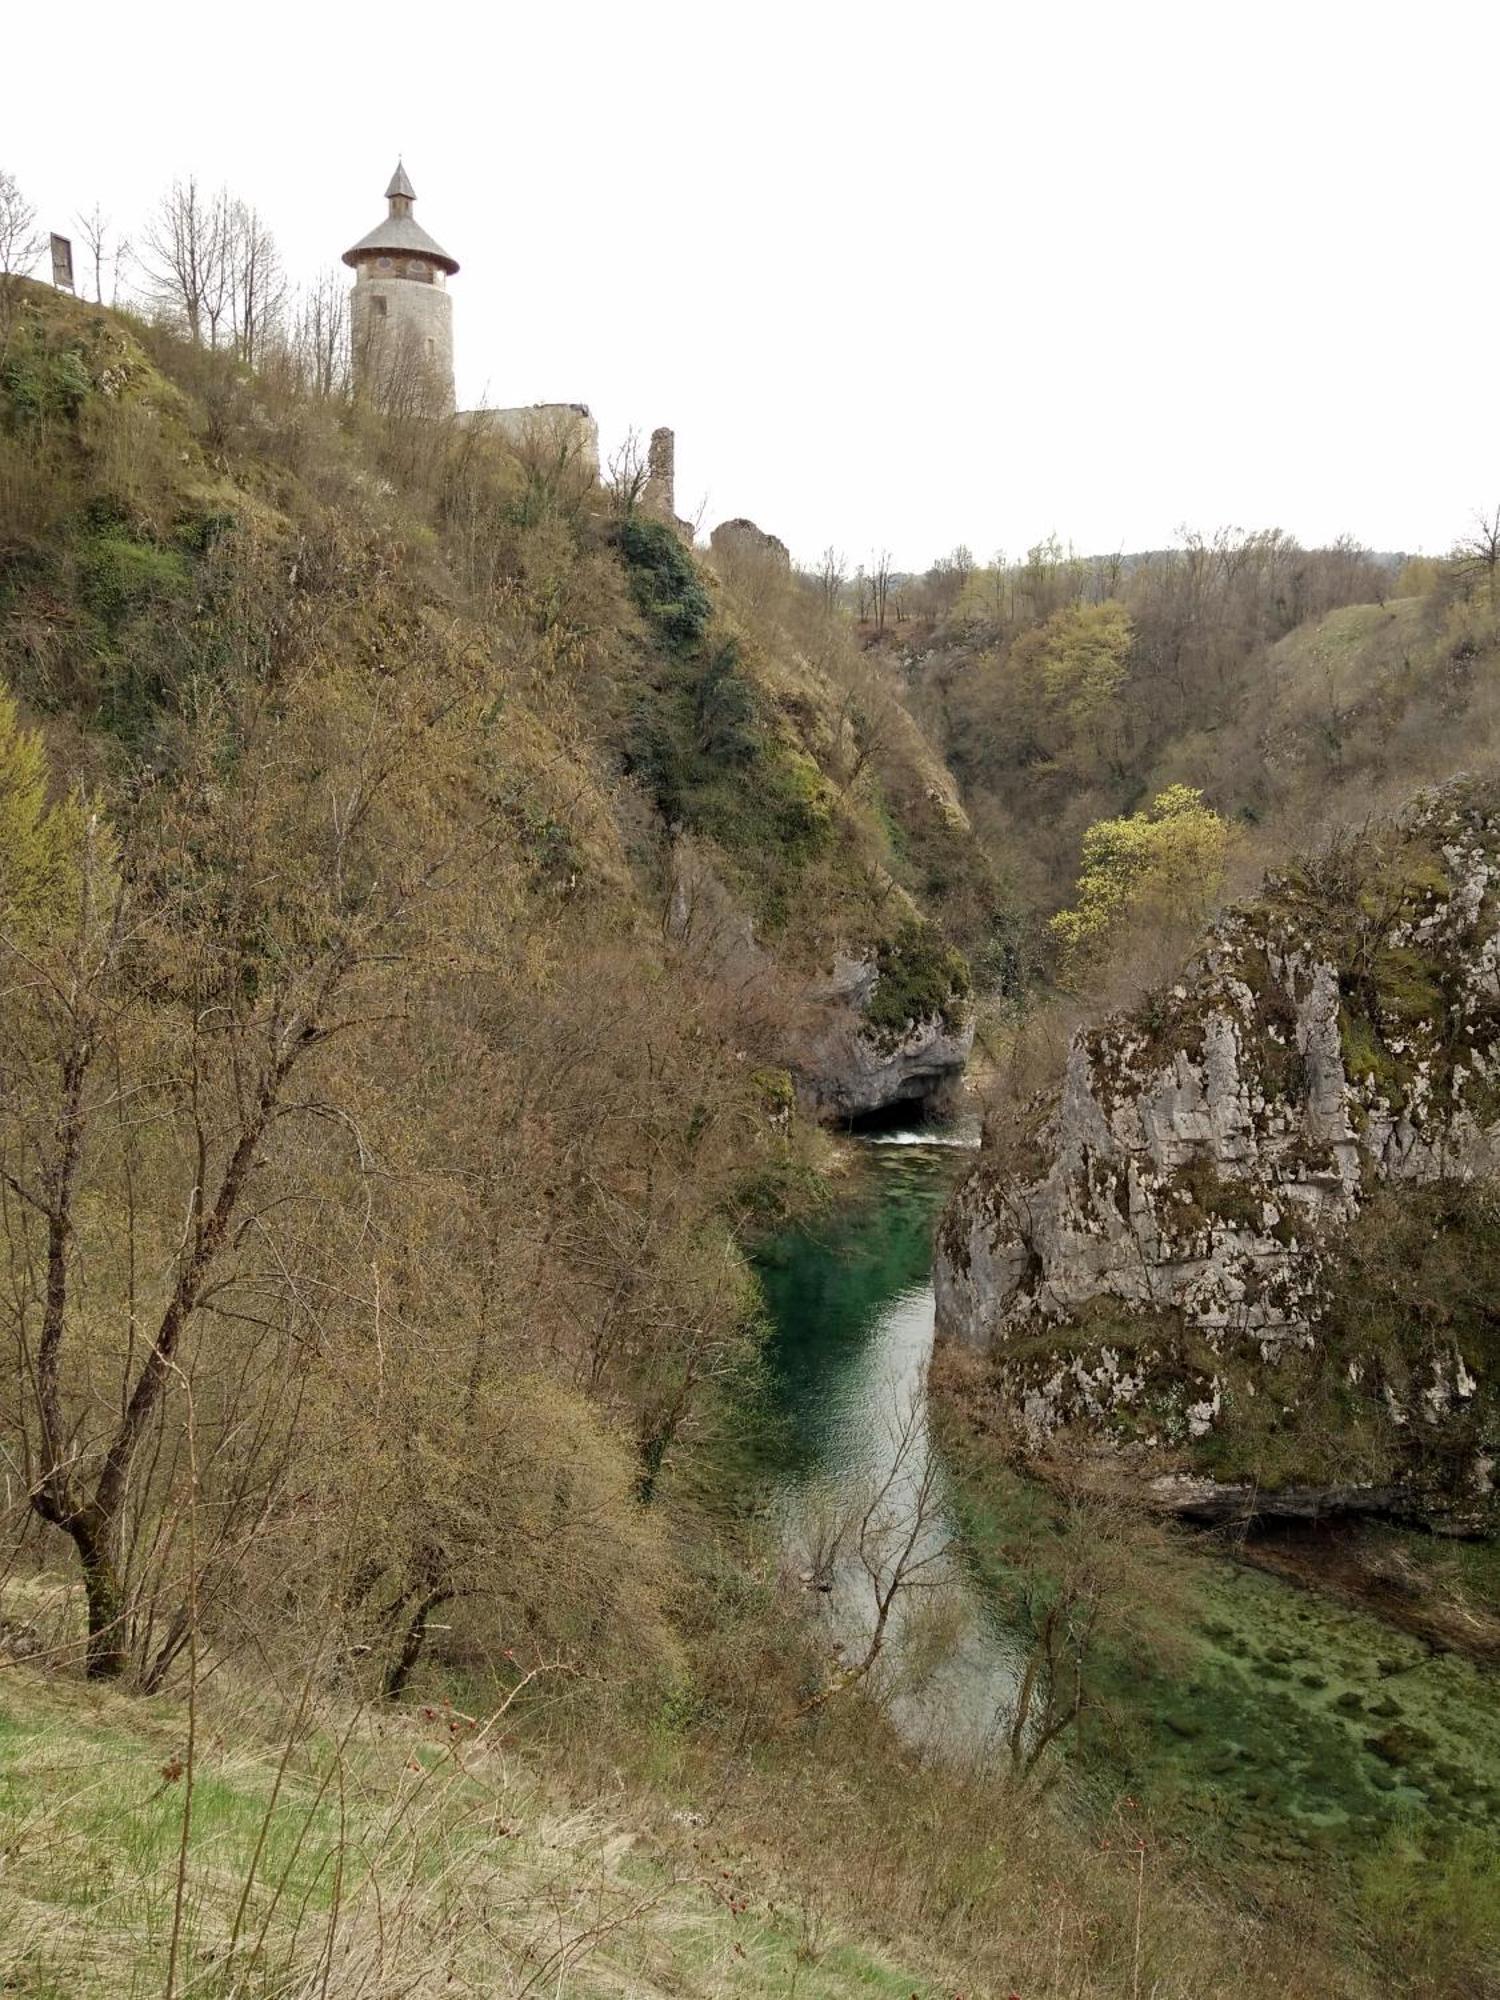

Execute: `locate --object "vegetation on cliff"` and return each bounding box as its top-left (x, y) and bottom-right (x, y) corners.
top-left (0, 277), bottom-right (1325, 2000)
top-left (0, 277), bottom-right (1016, 1690)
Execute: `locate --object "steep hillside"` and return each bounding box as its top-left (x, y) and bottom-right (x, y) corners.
top-left (0, 276), bottom-right (1018, 1716)
top-left (936, 781), bottom-right (1500, 1527)
top-left (0, 283), bottom-right (1007, 1126)
top-left (3, 280), bottom-right (1489, 2000)
top-left (1175, 589), bottom-right (1500, 853)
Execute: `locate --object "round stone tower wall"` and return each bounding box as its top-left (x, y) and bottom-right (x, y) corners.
top-left (350, 264), bottom-right (455, 415)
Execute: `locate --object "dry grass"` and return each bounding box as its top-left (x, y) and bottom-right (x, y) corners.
top-left (0, 1527), bottom-right (1398, 2000)
top-left (0, 1622), bottom-right (951, 2000)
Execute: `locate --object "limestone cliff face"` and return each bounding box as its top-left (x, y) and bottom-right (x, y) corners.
top-left (795, 953), bottom-right (974, 1122)
top-left (934, 785), bottom-right (1500, 1526)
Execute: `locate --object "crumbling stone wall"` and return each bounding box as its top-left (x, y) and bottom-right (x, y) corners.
top-left (710, 518), bottom-right (791, 568)
top-left (461, 403), bottom-right (600, 475)
top-left (644, 426), bottom-right (675, 519)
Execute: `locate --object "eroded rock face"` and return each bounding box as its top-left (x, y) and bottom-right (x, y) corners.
top-left (934, 786), bottom-right (1500, 1526)
top-left (797, 955), bottom-right (974, 1123)
top-left (665, 842), bottom-right (972, 1122)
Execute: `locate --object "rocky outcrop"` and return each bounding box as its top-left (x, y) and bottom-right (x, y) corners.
top-left (666, 841), bottom-right (973, 1123)
top-left (796, 953), bottom-right (974, 1122)
top-left (935, 784), bottom-right (1500, 1527)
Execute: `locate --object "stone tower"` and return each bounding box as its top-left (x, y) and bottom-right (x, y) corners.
top-left (343, 162), bottom-right (458, 414)
top-left (643, 427), bottom-right (676, 519)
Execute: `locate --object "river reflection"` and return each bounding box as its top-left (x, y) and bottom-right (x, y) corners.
top-left (756, 1130), bottom-right (1025, 1753)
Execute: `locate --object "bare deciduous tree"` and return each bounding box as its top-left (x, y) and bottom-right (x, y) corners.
top-left (993, 1498), bottom-right (1187, 1784)
top-left (0, 167), bottom-right (44, 351)
top-left (0, 168), bottom-right (43, 278)
top-left (290, 267), bottom-right (349, 398)
top-left (830, 649), bottom-right (904, 795)
top-left (870, 549), bottom-right (895, 635)
top-left (797, 1392), bottom-right (951, 1712)
top-left (74, 203), bottom-right (125, 305)
top-left (606, 429), bottom-right (649, 513)
top-left (1454, 504), bottom-right (1500, 607)
top-left (1003, 1561), bottom-right (1102, 1780)
top-left (143, 178), bottom-right (230, 345)
top-left (226, 198), bottom-right (285, 366)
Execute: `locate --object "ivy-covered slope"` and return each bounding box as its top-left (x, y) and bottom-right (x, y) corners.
top-left (935, 781), bottom-right (1500, 1527)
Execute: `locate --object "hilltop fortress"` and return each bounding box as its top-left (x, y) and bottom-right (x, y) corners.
top-left (344, 162), bottom-right (685, 526)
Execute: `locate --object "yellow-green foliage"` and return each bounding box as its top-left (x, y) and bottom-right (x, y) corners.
top-left (1015, 598), bottom-right (1133, 771)
top-left (980, 597), bottom-right (1135, 789)
top-left (1050, 783), bottom-right (1232, 984)
top-left (0, 682), bottom-right (83, 931)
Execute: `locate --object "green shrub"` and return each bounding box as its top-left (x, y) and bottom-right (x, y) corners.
top-left (864, 919), bottom-right (972, 1047)
top-left (0, 334), bottom-right (94, 430)
top-left (617, 515), bottom-right (711, 652)
top-left (624, 614), bottom-right (835, 931)
top-left (78, 532), bottom-right (191, 628)
top-left (694, 641), bottom-right (759, 763)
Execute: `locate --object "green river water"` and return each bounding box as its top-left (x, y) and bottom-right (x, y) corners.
top-left (755, 1132), bottom-right (1500, 1877)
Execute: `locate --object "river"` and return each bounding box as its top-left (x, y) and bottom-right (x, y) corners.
top-left (755, 1127), bottom-right (1500, 1861)
top-left (755, 1125), bottom-right (1023, 1752)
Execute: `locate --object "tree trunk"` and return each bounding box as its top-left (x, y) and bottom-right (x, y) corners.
top-left (383, 1588), bottom-right (453, 1700)
top-left (72, 1512), bottom-right (129, 1680)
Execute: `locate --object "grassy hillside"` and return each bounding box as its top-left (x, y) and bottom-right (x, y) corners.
top-left (0, 1589), bottom-right (1374, 2000)
top-left (0, 1655), bottom-right (945, 2000)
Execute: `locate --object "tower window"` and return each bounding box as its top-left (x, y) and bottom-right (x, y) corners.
top-left (377, 256), bottom-right (393, 271)
top-left (372, 295), bottom-right (388, 318)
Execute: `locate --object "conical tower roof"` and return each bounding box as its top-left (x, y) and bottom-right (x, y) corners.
top-left (343, 161), bottom-right (458, 274)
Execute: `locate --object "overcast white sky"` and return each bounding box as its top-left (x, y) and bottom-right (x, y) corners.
top-left (7, 0), bottom-right (1497, 568)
